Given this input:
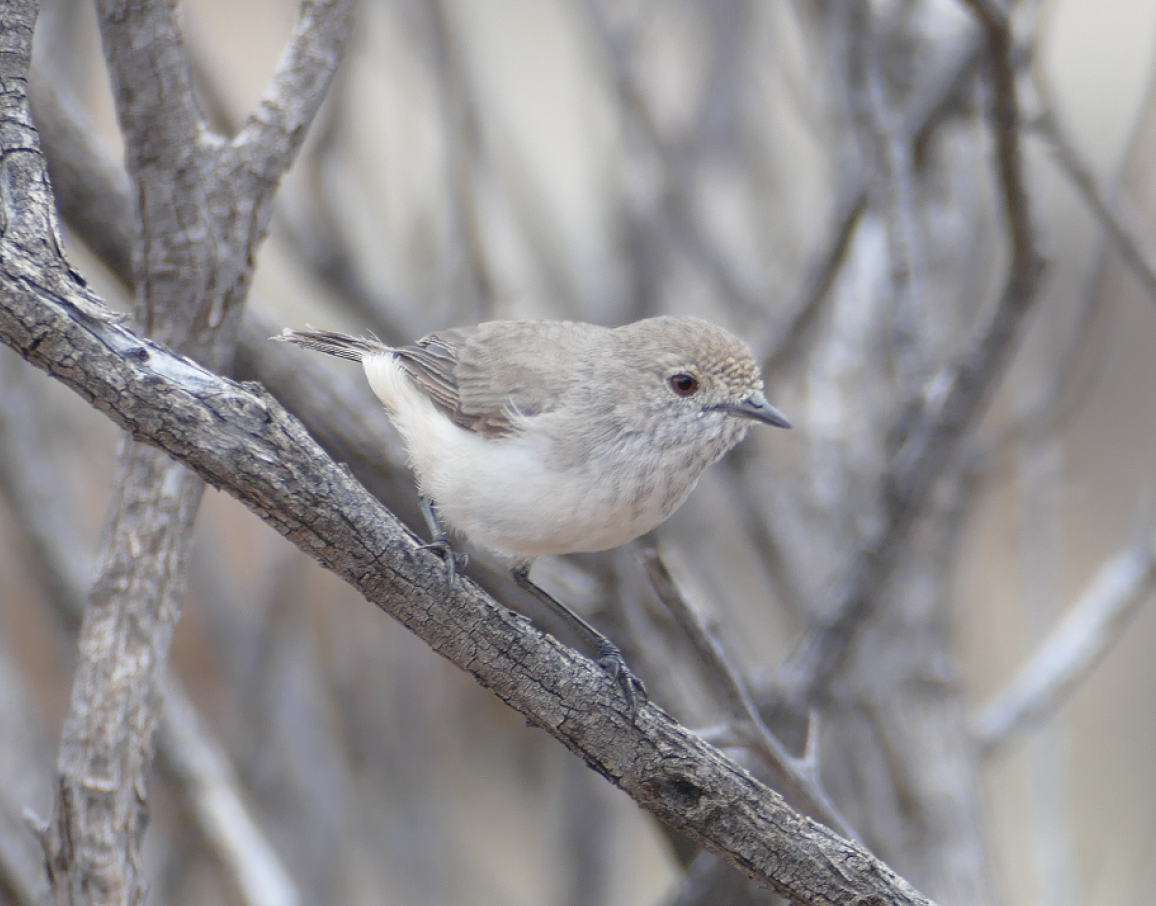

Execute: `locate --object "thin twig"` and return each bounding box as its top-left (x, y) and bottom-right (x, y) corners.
top-left (866, 29), bottom-right (926, 387)
top-left (639, 544), bottom-right (854, 840)
top-left (972, 536), bottom-right (1156, 755)
top-left (762, 24), bottom-right (983, 374)
top-left (425, 0), bottom-right (495, 321)
top-left (158, 679), bottom-right (301, 906)
top-left (967, 9), bottom-right (1156, 464)
top-left (1031, 112), bottom-right (1156, 307)
top-left (0, 796), bottom-right (42, 906)
top-left (763, 172), bottom-right (867, 376)
top-left (579, 0), bottom-right (761, 316)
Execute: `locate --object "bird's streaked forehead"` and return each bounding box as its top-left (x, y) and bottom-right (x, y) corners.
top-left (700, 341), bottom-right (762, 390)
top-left (620, 316), bottom-right (763, 390)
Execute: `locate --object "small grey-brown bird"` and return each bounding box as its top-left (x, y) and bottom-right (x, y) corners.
top-left (277, 316), bottom-right (790, 710)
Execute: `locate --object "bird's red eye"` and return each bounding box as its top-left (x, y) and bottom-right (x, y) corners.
top-left (670, 374), bottom-right (699, 396)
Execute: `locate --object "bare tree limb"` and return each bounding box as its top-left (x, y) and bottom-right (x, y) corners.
top-left (232, 0), bottom-right (358, 182)
top-left (639, 544), bottom-right (852, 840)
top-left (972, 535), bottom-right (1156, 755)
top-left (779, 0), bottom-right (1044, 703)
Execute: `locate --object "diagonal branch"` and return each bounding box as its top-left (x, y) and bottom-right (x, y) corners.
top-left (233, 0), bottom-right (358, 180)
top-left (1032, 109), bottom-right (1156, 308)
top-left (639, 544), bottom-right (853, 840)
top-left (972, 535), bottom-right (1156, 755)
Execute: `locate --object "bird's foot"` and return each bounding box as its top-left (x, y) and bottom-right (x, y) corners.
top-left (419, 537), bottom-right (469, 587)
top-left (511, 565), bottom-right (648, 716)
top-left (596, 640), bottom-right (648, 716)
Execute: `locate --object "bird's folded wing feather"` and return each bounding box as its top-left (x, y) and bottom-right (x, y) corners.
top-left (394, 321), bottom-right (599, 437)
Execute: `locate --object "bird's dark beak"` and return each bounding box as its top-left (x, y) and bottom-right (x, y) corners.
top-left (725, 392), bottom-right (791, 429)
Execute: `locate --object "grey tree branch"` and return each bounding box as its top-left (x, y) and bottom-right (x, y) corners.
top-left (639, 544), bottom-right (852, 840)
top-left (49, 444), bottom-right (205, 906)
top-left (1032, 110), bottom-right (1156, 308)
top-left (779, 0), bottom-right (1044, 703)
top-left (232, 0), bottom-right (357, 180)
top-left (972, 535), bottom-right (1156, 755)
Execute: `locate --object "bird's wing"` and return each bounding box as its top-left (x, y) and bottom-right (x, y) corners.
top-left (394, 321), bottom-right (598, 437)
top-left (392, 335), bottom-right (465, 422)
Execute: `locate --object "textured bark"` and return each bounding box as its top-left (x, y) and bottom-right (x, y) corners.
top-left (46, 447), bottom-right (204, 905)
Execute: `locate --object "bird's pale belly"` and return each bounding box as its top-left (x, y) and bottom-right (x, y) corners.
top-left (417, 438), bottom-right (702, 561)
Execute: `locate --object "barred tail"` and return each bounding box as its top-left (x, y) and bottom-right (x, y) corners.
top-left (273, 328), bottom-right (391, 363)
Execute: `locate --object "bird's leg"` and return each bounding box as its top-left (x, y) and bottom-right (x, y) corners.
top-left (511, 565), bottom-right (647, 715)
top-left (418, 496), bottom-right (469, 586)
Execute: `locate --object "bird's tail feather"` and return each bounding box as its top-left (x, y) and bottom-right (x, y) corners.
top-left (273, 328), bottom-right (390, 362)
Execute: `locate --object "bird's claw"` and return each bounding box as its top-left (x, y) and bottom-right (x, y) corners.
top-left (419, 538), bottom-right (469, 587)
top-left (596, 640), bottom-right (647, 716)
